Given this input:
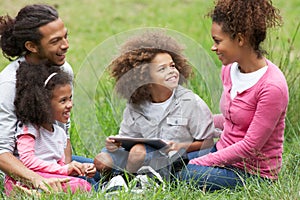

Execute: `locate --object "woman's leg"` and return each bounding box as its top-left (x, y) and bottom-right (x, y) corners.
top-left (187, 147), bottom-right (213, 160)
top-left (178, 164), bottom-right (247, 191)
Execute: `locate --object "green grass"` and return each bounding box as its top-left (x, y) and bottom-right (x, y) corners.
top-left (1, 0), bottom-right (300, 199)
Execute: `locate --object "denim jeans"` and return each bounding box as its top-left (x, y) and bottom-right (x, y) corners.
top-left (178, 145), bottom-right (251, 191)
top-left (187, 147), bottom-right (213, 160)
top-left (72, 155), bottom-right (101, 191)
top-left (72, 155), bottom-right (94, 163)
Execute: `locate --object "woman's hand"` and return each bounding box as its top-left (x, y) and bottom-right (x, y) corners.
top-left (105, 137), bottom-right (121, 152)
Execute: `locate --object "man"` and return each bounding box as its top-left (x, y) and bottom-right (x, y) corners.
top-left (0, 4), bottom-right (95, 192)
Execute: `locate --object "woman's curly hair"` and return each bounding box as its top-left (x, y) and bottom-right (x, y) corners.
top-left (14, 61), bottom-right (72, 127)
top-left (110, 30), bottom-right (192, 104)
top-left (209, 0), bottom-right (282, 58)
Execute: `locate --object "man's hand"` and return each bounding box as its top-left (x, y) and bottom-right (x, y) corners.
top-left (0, 152), bottom-right (69, 193)
top-left (11, 184), bottom-right (41, 197)
top-left (32, 176), bottom-right (70, 193)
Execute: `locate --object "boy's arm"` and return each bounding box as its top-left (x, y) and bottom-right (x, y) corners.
top-left (213, 114), bottom-right (225, 130)
top-left (168, 139), bottom-right (214, 153)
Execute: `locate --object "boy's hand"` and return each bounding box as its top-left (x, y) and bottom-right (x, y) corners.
top-left (166, 141), bottom-right (185, 152)
top-left (106, 137), bottom-right (121, 152)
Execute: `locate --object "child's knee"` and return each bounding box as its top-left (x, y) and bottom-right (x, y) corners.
top-left (128, 144), bottom-right (146, 161)
top-left (94, 153), bottom-right (113, 171)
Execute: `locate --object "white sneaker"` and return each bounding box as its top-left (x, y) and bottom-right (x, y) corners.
top-left (133, 166), bottom-right (165, 191)
top-left (137, 166), bottom-right (164, 184)
top-left (102, 175), bottom-right (128, 194)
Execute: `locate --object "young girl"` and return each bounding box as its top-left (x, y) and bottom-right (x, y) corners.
top-left (180, 0), bottom-right (288, 191)
top-left (5, 62), bottom-right (96, 195)
top-left (94, 31), bottom-right (218, 175)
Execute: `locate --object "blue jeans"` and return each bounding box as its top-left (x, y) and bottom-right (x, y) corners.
top-left (187, 147), bottom-right (213, 160)
top-left (178, 146), bottom-right (251, 191)
top-left (72, 155), bottom-right (101, 191)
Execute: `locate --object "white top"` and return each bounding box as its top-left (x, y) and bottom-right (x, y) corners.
top-left (230, 62), bottom-right (268, 99)
top-left (141, 90), bottom-right (175, 122)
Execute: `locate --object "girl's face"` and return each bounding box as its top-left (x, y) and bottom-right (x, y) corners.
top-left (51, 84), bottom-right (72, 123)
top-left (211, 22), bottom-right (241, 65)
top-left (149, 53), bottom-right (179, 91)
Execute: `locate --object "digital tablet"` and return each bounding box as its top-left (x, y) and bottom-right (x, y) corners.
top-left (108, 136), bottom-right (168, 150)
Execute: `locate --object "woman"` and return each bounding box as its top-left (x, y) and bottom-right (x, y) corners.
top-left (180, 0), bottom-right (288, 191)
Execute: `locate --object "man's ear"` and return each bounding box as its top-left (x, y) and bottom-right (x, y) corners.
top-left (24, 41), bottom-right (38, 53)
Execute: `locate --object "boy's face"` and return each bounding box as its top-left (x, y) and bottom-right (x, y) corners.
top-left (51, 84), bottom-right (72, 124)
top-left (33, 18), bottom-right (69, 66)
top-left (149, 53), bottom-right (179, 91)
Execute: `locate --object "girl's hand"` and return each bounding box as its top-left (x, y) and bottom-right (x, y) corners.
top-left (105, 137), bottom-right (121, 152)
top-left (67, 161), bottom-right (84, 176)
top-left (83, 163), bottom-right (96, 178)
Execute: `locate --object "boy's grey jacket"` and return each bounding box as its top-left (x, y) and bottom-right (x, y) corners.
top-left (118, 85), bottom-right (217, 143)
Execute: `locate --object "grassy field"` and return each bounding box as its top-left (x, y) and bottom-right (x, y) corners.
top-left (1, 0), bottom-right (299, 199)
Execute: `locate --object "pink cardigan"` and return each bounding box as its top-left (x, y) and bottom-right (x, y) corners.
top-left (190, 59), bottom-right (289, 179)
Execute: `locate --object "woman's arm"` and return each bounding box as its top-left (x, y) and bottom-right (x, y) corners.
top-left (190, 84), bottom-right (288, 166)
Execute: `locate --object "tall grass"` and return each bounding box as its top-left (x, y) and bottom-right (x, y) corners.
top-left (1, 0), bottom-right (300, 199)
